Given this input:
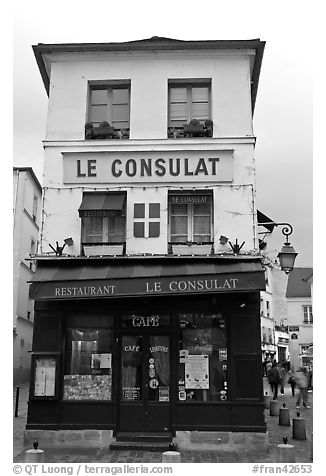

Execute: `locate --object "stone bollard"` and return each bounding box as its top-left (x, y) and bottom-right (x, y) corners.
top-left (293, 412), bottom-right (306, 440)
top-left (270, 398), bottom-right (279, 416)
top-left (264, 392), bottom-right (271, 409)
top-left (279, 403), bottom-right (290, 426)
top-left (25, 441), bottom-right (44, 463)
top-left (276, 437), bottom-right (296, 463)
top-left (162, 451), bottom-right (181, 463)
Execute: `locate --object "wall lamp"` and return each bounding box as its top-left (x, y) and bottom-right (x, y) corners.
top-left (258, 222), bottom-right (298, 274)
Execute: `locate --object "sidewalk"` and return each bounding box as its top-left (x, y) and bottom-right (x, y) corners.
top-left (13, 378), bottom-right (313, 463)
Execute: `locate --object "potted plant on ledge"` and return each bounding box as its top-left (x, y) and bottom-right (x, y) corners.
top-left (183, 119), bottom-right (205, 138)
top-left (92, 121), bottom-right (115, 139)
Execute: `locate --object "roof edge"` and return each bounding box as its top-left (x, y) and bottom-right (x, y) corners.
top-left (32, 38), bottom-right (265, 104)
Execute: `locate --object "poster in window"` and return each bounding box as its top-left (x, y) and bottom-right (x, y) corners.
top-left (34, 358), bottom-right (56, 396)
top-left (159, 386), bottom-right (170, 402)
top-left (100, 353), bottom-right (112, 369)
top-left (91, 354), bottom-right (101, 369)
top-left (185, 354), bottom-right (209, 389)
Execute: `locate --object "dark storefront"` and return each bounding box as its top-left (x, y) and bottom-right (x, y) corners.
top-left (27, 255), bottom-right (266, 444)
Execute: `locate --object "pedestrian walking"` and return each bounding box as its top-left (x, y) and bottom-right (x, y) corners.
top-left (277, 363), bottom-right (287, 395)
top-left (267, 362), bottom-right (281, 399)
top-left (288, 366), bottom-right (296, 397)
top-left (294, 367), bottom-right (311, 409)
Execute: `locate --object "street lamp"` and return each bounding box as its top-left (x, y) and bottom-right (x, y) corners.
top-left (258, 222), bottom-right (298, 274)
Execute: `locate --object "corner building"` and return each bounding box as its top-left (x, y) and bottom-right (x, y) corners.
top-left (26, 37), bottom-right (268, 450)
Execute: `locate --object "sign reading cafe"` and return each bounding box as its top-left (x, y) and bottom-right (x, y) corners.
top-left (63, 150), bottom-right (233, 184)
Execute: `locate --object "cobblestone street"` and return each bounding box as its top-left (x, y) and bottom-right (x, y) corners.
top-left (13, 379), bottom-right (313, 463)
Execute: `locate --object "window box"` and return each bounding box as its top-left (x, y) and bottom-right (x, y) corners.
top-left (171, 243), bottom-right (213, 256)
top-left (183, 123), bottom-right (205, 138)
top-left (83, 244), bottom-right (124, 256)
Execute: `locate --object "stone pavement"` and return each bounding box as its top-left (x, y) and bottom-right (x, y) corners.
top-left (13, 379), bottom-right (313, 463)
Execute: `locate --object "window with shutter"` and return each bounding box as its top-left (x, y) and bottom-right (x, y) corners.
top-left (168, 81), bottom-right (212, 138)
top-left (87, 83), bottom-right (130, 139)
top-left (168, 193), bottom-right (212, 243)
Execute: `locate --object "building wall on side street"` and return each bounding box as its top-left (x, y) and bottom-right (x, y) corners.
top-left (13, 169), bottom-right (42, 384)
top-left (13, 317), bottom-right (33, 385)
top-left (287, 297), bottom-right (313, 370)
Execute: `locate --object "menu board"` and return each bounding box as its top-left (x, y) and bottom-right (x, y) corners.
top-left (185, 354), bottom-right (209, 389)
top-left (34, 358), bottom-right (56, 396)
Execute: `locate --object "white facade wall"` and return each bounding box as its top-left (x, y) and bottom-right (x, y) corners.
top-left (40, 49), bottom-right (259, 256)
top-left (287, 297), bottom-right (313, 370)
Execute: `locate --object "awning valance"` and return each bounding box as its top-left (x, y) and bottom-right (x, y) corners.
top-left (29, 257), bottom-right (265, 301)
top-left (78, 192), bottom-right (126, 216)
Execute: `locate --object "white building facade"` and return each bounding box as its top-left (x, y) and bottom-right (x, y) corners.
top-left (26, 38), bottom-right (269, 450)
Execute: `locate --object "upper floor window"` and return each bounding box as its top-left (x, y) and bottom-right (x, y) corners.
top-left (168, 192), bottom-right (212, 245)
top-left (79, 192), bottom-right (126, 255)
top-left (86, 83), bottom-right (130, 140)
top-left (303, 305), bottom-right (313, 324)
top-left (168, 80), bottom-right (212, 138)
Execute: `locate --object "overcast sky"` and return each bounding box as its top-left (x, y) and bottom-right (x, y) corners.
top-left (12, 0), bottom-right (313, 267)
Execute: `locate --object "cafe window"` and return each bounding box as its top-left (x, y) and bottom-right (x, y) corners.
top-left (63, 328), bottom-right (113, 400)
top-left (79, 192), bottom-right (126, 249)
top-left (168, 192), bottom-right (212, 243)
top-left (178, 313), bottom-right (228, 402)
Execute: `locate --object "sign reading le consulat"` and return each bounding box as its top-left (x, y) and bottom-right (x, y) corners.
top-left (30, 272), bottom-right (264, 300)
top-left (63, 150), bottom-right (233, 184)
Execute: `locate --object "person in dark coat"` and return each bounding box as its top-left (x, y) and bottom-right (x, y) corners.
top-left (267, 362), bottom-right (281, 399)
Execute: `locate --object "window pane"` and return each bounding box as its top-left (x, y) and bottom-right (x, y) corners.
top-left (148, 336), bottom-right (170, 402)
top-left (193, 216), bottom-right (210, 235)
top-left (149, 203), bottom-right (160, 218)
top-left (134, 204), bottom-right (145, 218)
top-left (83, 217), bottom-right (104, 242)
top-left (178, 313), bottom-right (228, 402)
top-left (170, 103), bottom-right (188, 121)
top-left (112, 104), bottom-right (129, 124)
top-left (171, 216), bottom-right (187, 235)
top-left (90, 105), bottom-right (108, 124)
top-left (134, 222), bottom-right (145, 237)
top-left (170, 87), bottom-right (187, 102)
top-left (149, 222), bottom-right (160, 237)
top-left (64, 328), bottom-right (113, 400)
top-left (122, 335), bottom-right (142, 400)
top-left (91, 89), bottom-right (108, 105)
top-left (112, 88), bottom-right (129, 104)
top-left (107, 215), bottom-right (125, 242)
top-left (191, 102), bottom-right (209, 121)
top-left (192, 87), bottom-right (209, 102)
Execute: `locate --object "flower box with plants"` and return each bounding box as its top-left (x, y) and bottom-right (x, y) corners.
top-left (171, 242), bottom-right (213, 255)
top-left (83, 244), bottom-right (124, 256)
top-left (183, 119), bottom-right (205, 137)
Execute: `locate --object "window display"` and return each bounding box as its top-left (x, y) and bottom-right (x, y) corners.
top-left (178, 313), bottom-right (228, 401)
top-left (64, 328), bottom-right (113, 400)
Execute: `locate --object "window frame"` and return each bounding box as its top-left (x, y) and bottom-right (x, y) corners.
top-left (302, 305), bottom-right (313, 324)
top-left (88, 81), bottom-right (131, 131)
top-left (168, 80), bottom-right (211, 129)
top-left (168, 192), bottom-right (213, 244)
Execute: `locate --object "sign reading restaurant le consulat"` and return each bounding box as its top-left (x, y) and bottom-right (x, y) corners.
top-left (30, 272), bottom-right (265, 300)
top-left (63, 150), bottom-right (233, 184)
